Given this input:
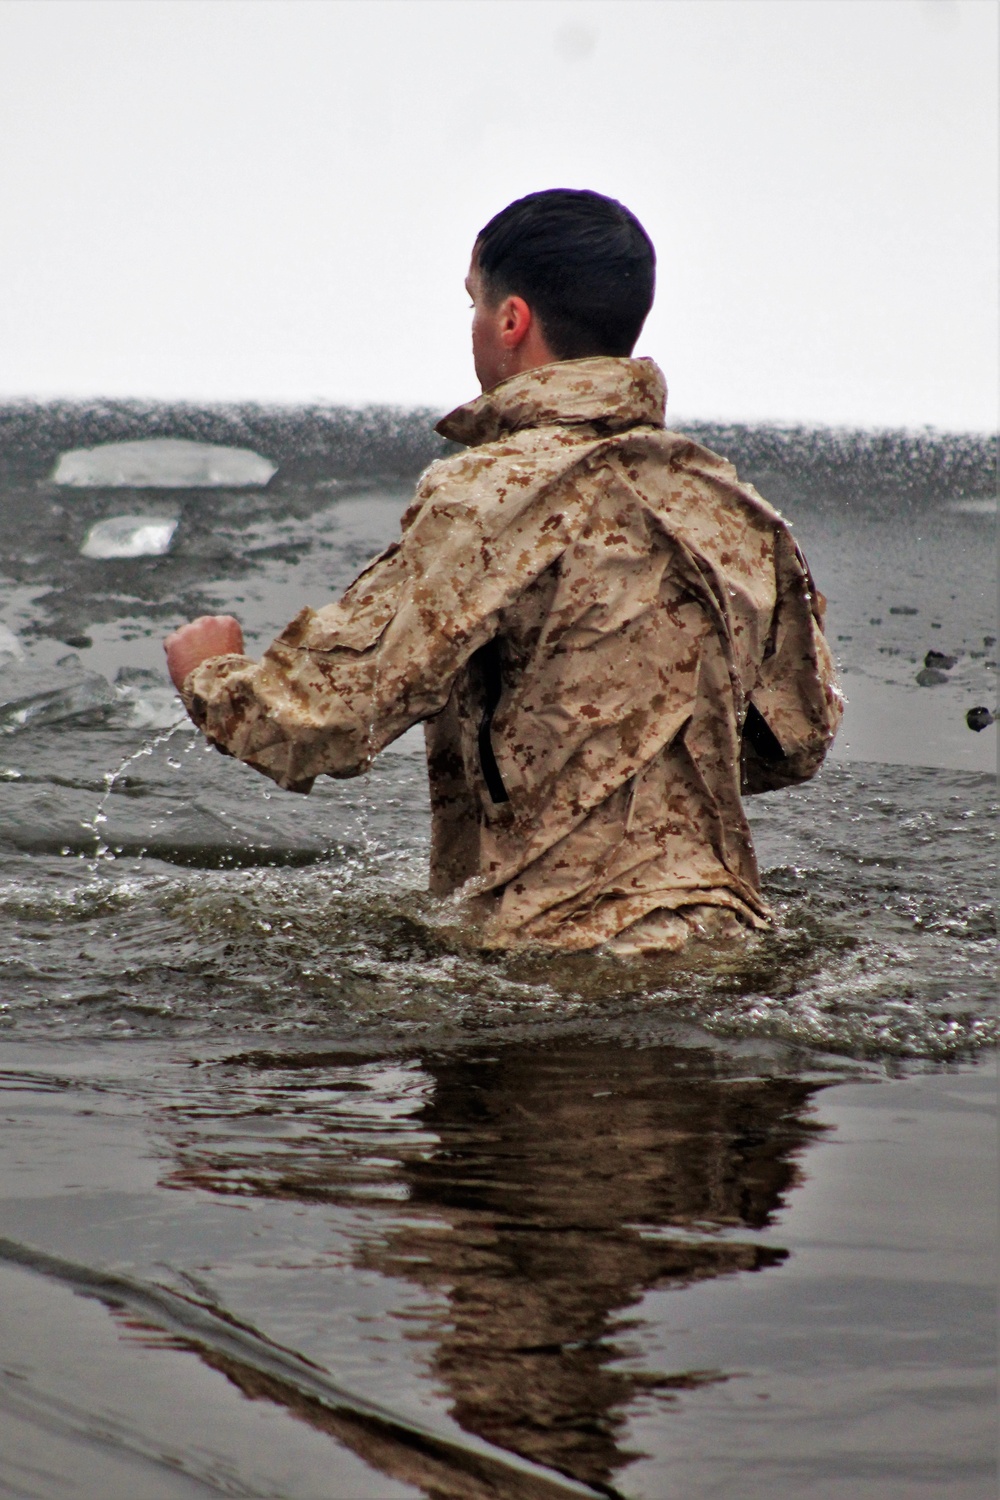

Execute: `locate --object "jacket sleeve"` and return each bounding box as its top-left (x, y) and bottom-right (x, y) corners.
top-left (180, 450), bottom-right (581, 792)
top-left (741, 529), bottom-right (843, 795)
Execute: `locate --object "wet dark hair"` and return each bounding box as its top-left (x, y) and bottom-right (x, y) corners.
top-left (475, 188), bottom-right (655, 360)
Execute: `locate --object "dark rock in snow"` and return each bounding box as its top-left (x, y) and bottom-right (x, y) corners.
top-left (916, 668), bottom-right (949, 687)
top-left (966, 706), bottom-right (995, 732)
top-left (924, 650), bottom-right (957, 670)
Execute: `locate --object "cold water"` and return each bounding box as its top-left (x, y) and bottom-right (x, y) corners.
top-left (0, 406), bottom-right (995, 1498)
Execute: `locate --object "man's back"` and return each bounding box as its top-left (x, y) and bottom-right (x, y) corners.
top-left (182, 356), bottom-right (841, 951)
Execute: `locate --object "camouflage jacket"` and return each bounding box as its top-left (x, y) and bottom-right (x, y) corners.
top-left (183, 357), bottom-right (841, 950)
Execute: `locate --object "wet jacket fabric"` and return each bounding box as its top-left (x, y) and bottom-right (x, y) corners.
top-left (183, 357), bottom-right (841, 950)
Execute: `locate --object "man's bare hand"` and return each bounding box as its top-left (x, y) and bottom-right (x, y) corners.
top-left (164, 615), bottom-right (245, 692)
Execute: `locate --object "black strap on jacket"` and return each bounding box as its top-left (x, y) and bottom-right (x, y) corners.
top-left (472, 637), bottom-right (510, 804)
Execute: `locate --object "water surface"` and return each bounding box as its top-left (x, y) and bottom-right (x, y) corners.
top-left (0, 411), bottom-right (995, 1497)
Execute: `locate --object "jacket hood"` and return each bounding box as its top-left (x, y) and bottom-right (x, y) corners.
top-left (436, 356), bottom-right (668, 447)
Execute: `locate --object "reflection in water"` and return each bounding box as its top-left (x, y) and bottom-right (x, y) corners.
top-left (161, 1042), bottom-right (829, 1494)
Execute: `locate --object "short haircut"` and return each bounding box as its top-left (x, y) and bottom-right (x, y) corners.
top-left (475, 189), bottom-right (656, 360)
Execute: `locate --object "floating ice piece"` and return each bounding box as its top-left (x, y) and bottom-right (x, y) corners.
top-left (0, 625), bottom-right (24, 660)
top-left (946, 498), bottom-right (996, 516)
top-left (81, 515), bottom-right (178, 559)
top-left (0, 660), bottom-right (115, 734)
top-left (52, 437), bottom-right (277, 489)
top-left (114, 667), bottom-right (187, 730)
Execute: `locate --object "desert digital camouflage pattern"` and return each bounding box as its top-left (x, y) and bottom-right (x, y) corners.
top-left (183, 357), bottom-right (842, 951)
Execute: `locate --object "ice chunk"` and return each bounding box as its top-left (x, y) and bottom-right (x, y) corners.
top-left (52, 438), bottom-right (277, 489)
top-left (114, 667), bottom-right (187, 730)
top-left (0, 660), bottom-right (115, 734)
top-left (0, 625), bottom-right (24, 660)
top-left (81, 515), bottom-right (178, 559)
top-left (946, 498), bottom-right (996, 516)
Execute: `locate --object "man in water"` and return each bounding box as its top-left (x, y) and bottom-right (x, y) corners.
top-left (165, 189), bottom-right (841, 953)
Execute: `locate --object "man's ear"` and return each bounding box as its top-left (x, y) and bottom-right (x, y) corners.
top-left (498, 295), bottom-right (533, 349)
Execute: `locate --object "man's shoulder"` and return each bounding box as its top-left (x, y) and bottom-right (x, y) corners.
top-left (413, 425), bottom-right (609, 505)
top-left (648, 429), bottom-right (789, 528)
top-left (412, 422), bottom-right (790, 538)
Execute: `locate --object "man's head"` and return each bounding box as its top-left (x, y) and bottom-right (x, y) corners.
top-left (467, 188), bottom-right (656, 391)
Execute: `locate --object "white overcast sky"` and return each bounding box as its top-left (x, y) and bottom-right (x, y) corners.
top-left (0, 0), bottom-right (996, 429)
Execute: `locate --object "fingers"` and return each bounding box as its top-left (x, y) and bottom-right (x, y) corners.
top-left (163, 615), bottom-right (245, 692)
top-left (163, 615), bottom-right (243, 649)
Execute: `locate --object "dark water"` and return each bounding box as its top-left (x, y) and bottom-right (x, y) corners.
top-left (0, 409), bottom-right (995, 1498)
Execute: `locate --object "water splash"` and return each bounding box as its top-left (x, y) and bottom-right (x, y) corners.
top-left (80, 719), bottom-right (188, 875)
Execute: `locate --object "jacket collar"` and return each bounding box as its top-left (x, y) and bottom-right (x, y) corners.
top-left (436, 356), bottom-right (668, 447)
